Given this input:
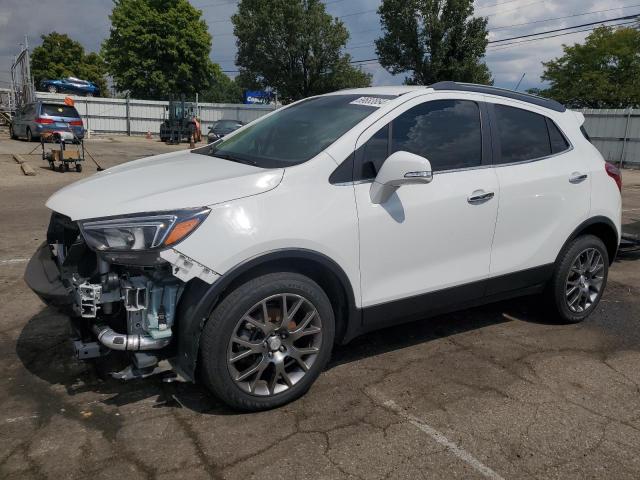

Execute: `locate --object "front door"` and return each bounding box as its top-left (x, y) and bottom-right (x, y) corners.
top-left (354, 95), bottom-right (499, 329)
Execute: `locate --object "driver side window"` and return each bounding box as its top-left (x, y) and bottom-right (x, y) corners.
top-left (356, 99), bottom-right (483, 180)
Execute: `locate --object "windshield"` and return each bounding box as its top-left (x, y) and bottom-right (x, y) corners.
top-left (41, 104), bottom-right (80, 118)
top-left (215, 120), bottom-right (242, 130)
top-left (194, 94), bottom-right (393, 168)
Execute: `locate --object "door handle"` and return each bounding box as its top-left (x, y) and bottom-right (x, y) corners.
top-left (467, 190), bottom-right (495, 204)
top-left (569, 172), bottom-right (588, 184)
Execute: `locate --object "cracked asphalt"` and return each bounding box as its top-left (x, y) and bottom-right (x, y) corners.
top-left (1, 135), bottom-right (640, 479)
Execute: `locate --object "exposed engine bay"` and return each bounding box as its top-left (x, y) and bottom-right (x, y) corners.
top-left (28, 212), bottom-right (187, 380)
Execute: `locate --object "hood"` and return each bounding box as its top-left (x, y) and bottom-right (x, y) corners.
top-left (46, 149), bottom-right (284, 220)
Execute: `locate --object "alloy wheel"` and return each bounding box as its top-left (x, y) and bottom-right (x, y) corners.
top-left (227, 293), bottom-right (323, 396)
top-left (565, 247), bottom-right (605, 313)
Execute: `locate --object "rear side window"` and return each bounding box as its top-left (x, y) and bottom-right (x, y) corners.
top-left (495, 105), bottom-right (551, 163)
top-left (547, 118), bottom-right (570, 154)
top-left (391, 100), bottom-right (482, 171)
top-left (41, 104), bottom-right (80, 118)
top-left (494, 105), bottom-right (571, 164)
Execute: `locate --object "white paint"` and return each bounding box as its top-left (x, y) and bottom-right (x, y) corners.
top-left (0, 258), bottom-right (30, 265)
top-left (377, 396), bottom-right (506, 480)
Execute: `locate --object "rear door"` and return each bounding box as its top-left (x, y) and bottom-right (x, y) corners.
top-left (487, 99), bottom-right (590, 289)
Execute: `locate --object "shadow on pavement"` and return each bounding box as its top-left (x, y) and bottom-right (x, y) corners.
top-left (15, 294), bottom-right (551, 415)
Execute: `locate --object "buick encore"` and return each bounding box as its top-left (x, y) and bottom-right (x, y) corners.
top-left (25, 82), bottom-right (622, 411)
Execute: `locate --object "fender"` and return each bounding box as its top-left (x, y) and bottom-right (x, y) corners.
top-left (561, 215), bottom-right (619, 265)
top-left (171, 248), bottom-right (360, 382)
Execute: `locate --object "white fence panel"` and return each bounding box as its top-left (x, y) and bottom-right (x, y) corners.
top-left (35, 92), bottom-right (276, 136)
top-left (581, 108), bottom-right (640, 167)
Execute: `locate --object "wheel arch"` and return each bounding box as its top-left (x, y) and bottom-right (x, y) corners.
top-left (563, 216), bottom-right (619, 265)
top-left (172, 249), bottom-right (360, 382)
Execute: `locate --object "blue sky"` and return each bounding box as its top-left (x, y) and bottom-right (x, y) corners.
top-left (1, 0), bottom-right (638, 94)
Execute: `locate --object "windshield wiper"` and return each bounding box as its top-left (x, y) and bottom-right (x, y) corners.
top-left (212, 152), bottom-right (258, 166)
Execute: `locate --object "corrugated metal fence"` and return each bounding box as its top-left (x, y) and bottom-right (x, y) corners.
top-left (581, 108), bottom-right (640, 167)
top-left (35, 92), bottom-right (276, 135)
top-left (31, 94), bottom-right (640, 166)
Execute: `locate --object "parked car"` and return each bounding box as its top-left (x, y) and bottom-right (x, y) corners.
top-left (40, 77), bottom-right (100, 97)
top-left (207, 119), bottom-right (244, 142)
top-left (10, 101), bottom-right (84, 141)
top-left (25, 82), bottom-right (621, 411)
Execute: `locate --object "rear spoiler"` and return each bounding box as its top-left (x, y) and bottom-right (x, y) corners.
top-left (570, 110), bottom-right (585, 126)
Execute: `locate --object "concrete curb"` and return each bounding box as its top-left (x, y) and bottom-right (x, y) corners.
top-left (21, 163), bottom-right (36, 176)
top-left (12, 154), bottom-right (26, 164)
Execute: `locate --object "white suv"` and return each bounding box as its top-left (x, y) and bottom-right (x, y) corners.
top-left (25, 82), bottom-right (622, 411)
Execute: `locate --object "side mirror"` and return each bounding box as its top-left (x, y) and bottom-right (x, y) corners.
top-left (370, 151), bottom-right (433, 204)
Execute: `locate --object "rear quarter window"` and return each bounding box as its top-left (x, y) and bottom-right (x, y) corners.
top-left (41, 104), bottom-right (80, 118)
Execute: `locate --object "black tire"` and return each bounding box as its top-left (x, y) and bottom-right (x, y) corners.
top-left (26, 128), bottom-right (33, 142)
top-left (200, 272), bottom-right (335, 411)
top-left (75, 163), bottom-right (82, 172)
top-left (9, 125), bottom-right (17, 139)
top-left (546, 234), bottom-right (609, 323)
top-left (58, 163), bottom-right (65, 173)
top-left (65, 163), bottom-right (70, 171)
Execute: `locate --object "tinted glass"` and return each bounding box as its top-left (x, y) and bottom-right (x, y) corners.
top-left (391, 100), bottom-right (482, 171)
top-left (361, 124), bottom-right (389, 178)
top-left (41, 104), bottom-right (80, 118)
top-left (547, 119), bottom-right (569, 154)
top-left (495, 105), bottom-right (551, 163)
top-left (195, 95), bottom-right (391, 168)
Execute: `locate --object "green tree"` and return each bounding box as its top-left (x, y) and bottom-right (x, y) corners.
top-left (102, 0), bottom-right (216, 99)
top-left (202, 66), bottom-right (244, 103)
top-left (232, 0), bottom-right (371, 102)
top-left (31, 32), bottom-right (108, 95)
top-left (375, 0), bottom-right (491, 85)
top-left (538, 27), bottom-right (640, 108)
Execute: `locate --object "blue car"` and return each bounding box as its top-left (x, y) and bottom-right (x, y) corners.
top-left (40, 77), bottom-right (100, 97)
top-left (10, 101), bottom-right (85, 141)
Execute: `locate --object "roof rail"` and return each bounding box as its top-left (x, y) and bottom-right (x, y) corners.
top-left (430, 81), bottom-right (566, 113)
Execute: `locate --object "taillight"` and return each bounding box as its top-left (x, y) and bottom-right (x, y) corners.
top-left (35, 117), bottom-right (54, 124)
top-left (605, 162), bottom-right (622, 192)
top-left (69, 120), bottom-right (83, 126)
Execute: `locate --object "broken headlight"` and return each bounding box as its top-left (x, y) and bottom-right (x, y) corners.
top-left (79, 208), bottom-right (210, 252)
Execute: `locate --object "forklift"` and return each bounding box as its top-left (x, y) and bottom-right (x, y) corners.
top-left (159, 96), bottom-right (201, 144)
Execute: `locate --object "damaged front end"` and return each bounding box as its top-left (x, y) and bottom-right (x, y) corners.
top-left (24, 209), bottom-right (214, 380)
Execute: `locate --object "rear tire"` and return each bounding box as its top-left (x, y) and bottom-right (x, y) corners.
top-left (200, 272), bottom-right (335, 411)
top-left (546, 234), bottom-right (609, 323)
top-left (26, 128), bottom-right (33, 142)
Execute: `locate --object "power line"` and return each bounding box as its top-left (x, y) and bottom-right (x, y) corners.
top-left (487, 19), bottom-right (637, 51)
top-left (489, 14), bottom-right (640, 43)
top-left (490, 3), bottom-right (640, 31)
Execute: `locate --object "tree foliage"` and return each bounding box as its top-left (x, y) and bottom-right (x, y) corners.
top-left (538, 27), bottom-right (640, 109)
top-left (375, 0), bottom-right (491, 85)
top-left (102, 0), bottom-right (216, 99)
top-left (31, 32), bottom-right (108, 95)
top-left (201, 65), bottom-right (244, 103)
top-left (232, 0), bottom-right (371, 101)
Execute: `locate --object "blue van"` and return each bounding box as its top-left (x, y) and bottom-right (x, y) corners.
top-left (10, 101), bottom-right (85, 141)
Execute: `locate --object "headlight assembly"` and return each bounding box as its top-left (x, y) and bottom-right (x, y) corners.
top-left (79, 208), bottom-right (210, 252)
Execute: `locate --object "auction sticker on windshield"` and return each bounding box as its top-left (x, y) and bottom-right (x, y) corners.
top-left (349, 97), bottom-right (391, 107)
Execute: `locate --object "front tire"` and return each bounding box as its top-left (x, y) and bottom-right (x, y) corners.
top-left (200, 272), bottom-right (335, 411)
top-left (546, 234), bottom-right (609, 323)
top-left (26, 128), bottom-right (33, 142)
